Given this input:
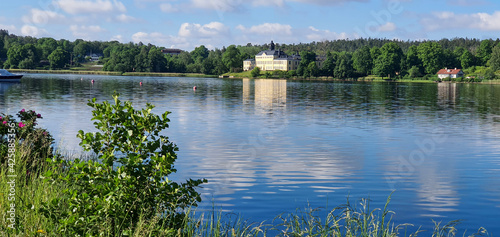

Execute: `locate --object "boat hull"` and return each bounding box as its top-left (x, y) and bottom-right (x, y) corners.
top-left (0, 75), bottom-right (23, 82)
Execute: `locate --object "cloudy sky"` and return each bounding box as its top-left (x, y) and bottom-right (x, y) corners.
top-left (1, 0), bottom-right (499, 50)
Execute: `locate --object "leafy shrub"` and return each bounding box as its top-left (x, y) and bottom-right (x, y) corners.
top-left (0, 109), bottom-right (54, 175)
top-left (250, 66), bottom-right (260, 78)
top-left (40, 93), bottom-right (207, 236)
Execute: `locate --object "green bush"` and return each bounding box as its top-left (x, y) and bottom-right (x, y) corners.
top-left (250, 67), bottom-right (260, 78)
top-left (40, 93), bottom-right (207, 236)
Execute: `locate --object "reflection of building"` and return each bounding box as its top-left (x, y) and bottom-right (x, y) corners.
top-left (243, 41), bottom-right (301, 71)
top-left (254, 79), bottom-right (287, 109)
top-left (438, 83), bottom-right (458, 105)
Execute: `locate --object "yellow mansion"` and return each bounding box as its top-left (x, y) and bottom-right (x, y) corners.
top-left (243, 41), bottom-right (300, 72)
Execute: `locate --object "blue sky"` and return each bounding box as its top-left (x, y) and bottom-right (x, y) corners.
top-left (1, 0), bottom-right (499, 51)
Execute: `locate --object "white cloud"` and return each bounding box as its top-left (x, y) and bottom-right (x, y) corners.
top-left (110, 34), bottom-right (123, 42)
top-left (21, 25), bottom-right (47, 37)
top-left (132, 31), bottom-right (189, 48)
top-left (160, 3), bottom-right (179, 13)
top-left (377, 22), bottom-right (396, 32)
top-left (55, 0), bottom-right (127, 14)
top-left (22, 9), bottom-right (66, 25)
top-left (421, 11), bottom-right (500, 31)
top-left (178, 22), bottom-right (229, 38)
top-left (0, 24), bottom-right (17, 33)
top-left (237, 23), bottom-right (292, 36)
top-left (305, 26), bottom-right (349, 41)
top-left (115, 14), bottom-right (137, 23)
top-left (70, 25), bottom-right (106, 39)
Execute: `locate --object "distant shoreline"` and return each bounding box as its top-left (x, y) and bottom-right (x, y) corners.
top-left (8, 69), bottom-right (217, 78)
top-left (8, 69), bottom-right (500, 84)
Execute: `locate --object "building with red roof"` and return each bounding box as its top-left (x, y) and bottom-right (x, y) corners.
top-left (437, 68), bottom-right (464, 79)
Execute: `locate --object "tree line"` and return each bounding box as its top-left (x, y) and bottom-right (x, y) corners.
top-left (1, 29), bottom-right (500, 79)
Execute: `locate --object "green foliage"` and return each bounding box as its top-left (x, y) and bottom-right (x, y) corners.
top-left (477, 40), bottom-right (493, 66)
top-left (408, 65), bottom-right (422, 78)
top-left (373, 42), bottom-right (403, 78)
top-left (334, 52), bottom-right (354, 79)
top-left (488, 43), bottom-right (500, 71)
top-left (250, 66), bottom-right (260, 77)
top-left (48, 48), bottom-right (70, 69)
top-left (460, 50), bottom-right (475, 69)
top-left (40, 94), bottom-right (206, 236)
top-left (418, 42), bottom-right (444, 74)
top-left (222, 45), bottom-right (242, 72)
top-left (320, 51), bottom-right (336, 77)
top-left (353, 45), bottom-right (373, 75)
top-left (298, 51), bottom-right (317, 77)
top-left (484, 68), bottom-right (496, 80)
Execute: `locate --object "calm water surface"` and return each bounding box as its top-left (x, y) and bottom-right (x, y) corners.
top-left (1, 74), bottom-right (500, 233)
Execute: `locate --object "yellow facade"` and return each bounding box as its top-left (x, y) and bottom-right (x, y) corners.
top-left (244, 51), bottom-right (300, 72)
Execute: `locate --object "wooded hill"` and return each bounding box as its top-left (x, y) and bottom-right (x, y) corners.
top-left (1, 29), bottom-right (500, 79)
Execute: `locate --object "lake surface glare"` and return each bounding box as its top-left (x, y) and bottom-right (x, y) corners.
top-left (1, 74), bottom-right (500, 233)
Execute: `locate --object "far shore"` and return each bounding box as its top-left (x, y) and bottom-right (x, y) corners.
top-left (8, 69), bottom-right (500, 84)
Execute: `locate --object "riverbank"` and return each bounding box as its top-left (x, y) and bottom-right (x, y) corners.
top-left (8, 68), bottom-right (500, 84)
top-left (8, 69), bottom-right (217, 78)
top-left (223, 71), bottom-right (500, 84)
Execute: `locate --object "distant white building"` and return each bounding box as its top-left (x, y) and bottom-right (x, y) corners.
top-left (161, 48), bottom-right (183, 55)
top-left (437, 68), bottom-right (464, 79)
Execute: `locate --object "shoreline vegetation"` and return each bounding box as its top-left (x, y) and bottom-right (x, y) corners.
top-left (2, 29), bottom-right (500, 85)
top-left (0, 97), bottom-right (491, 236)
top-left (10, 68), bottom-right (500, 84)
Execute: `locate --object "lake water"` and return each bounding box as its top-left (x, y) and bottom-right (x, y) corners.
top-left (2, 74), bottom-right (500, 233)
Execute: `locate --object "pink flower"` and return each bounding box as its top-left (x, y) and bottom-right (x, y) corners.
top-left (20, 109), bottom-right (25, 113)
top-left (37, 114), bottom-right (42, 118)
top-left (0, 116), bottom-right (2, 120)
top-left (2, 121), bottom-right (7, 125)
top-left (18, 122), bottom-right (25, 128)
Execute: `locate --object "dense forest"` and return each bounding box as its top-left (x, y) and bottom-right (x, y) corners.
top-left (1, 29), bottom-right (500, 80)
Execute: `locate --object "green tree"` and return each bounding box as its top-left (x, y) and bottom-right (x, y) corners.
top-left (307, 61), bottom-right (319, 77)
top-left (460, 50), bottom-right (475, 69)
top-left (370, 47), bottom-right (381, 67)
top-left (477, 40), bottom-right (493, 66)
top-left (320, 51), bottom-right (336, 77)
top-left (250, 66), bottom-right (261, 77)
top-left (148, 47), bottom-right (167, 72)
top-left (41, 94), bottom-right (206, 236)
top-left (191, 45), bottom-right (209, 63)
top-left (222, 45), bottom-right (241, 72)
top-left (37, 37), bottom-right (58, 60)
top-left (417, 42), bottom-right (444, 74)
top-left (4, 43), bottom-right (23, 68)
top-left (488, 43), bottom-right (500, 71)
top-left (373, 42), bottom-right (403, 78)
top-left (405, 45), bottom-right (422, 72)
top-left (334, 52), bottom-right (354, 79)
top-left (352, 46), bottom-right (372, 75)
top-left (297, 51), bottom-right (316, 77)
top-left (408, 66), bottom-right (422, 78)
top-left (48, 48), bottom-right (70, 69)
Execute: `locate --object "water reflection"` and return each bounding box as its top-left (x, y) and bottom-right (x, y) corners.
top-left (2, 75), bottom-right (500, 232)
top-left (437, 83), bottom-right (458, 107)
